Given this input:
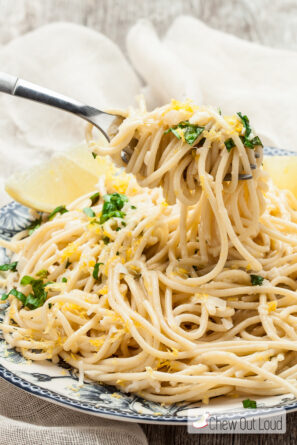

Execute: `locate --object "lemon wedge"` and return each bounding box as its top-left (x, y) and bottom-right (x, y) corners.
top-left (5, 141), bottom-right (113, 213)
top-left (263, 155), bottom-right (297, 199)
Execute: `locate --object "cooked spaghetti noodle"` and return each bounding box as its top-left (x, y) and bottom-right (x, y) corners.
top-left (2, 99), bottom-right (297, 404)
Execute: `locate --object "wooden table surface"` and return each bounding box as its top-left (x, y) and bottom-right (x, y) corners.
top-left (1, 1), bottom-right (297, 444)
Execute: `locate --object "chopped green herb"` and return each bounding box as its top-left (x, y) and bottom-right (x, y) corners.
top-left (83, 207), bottom-right (96, 218)
top-left (27, 217), bottom-right (42, 235)
top-left (240, 135), bottom-right (263, 149)
top-left (0, 261), bottom-right (18, 272)
top-left (20, 275), bottom-right (35, 286)
top-left (36, 269), bottom-right (49, 278)
top-left (48, 205), bottom-right (68, 220)
top-left (250, 274), bottom-right (264, 286)
top-left (65, 259), bottom-right (71, 269)
top-left (131, 205), bottom-right (137, 210)
top-left (115, 227), bottom-right (121, 231)
top-left (116, 251), bottom-right (119, 256)
top-left (165, 127), bottom-right (180, 140)
top-left (183, 125), bottom-right (204, 145)
top-left (62, 277), bottom-right (67, 283)
top-left (92, 152), bottom-right (97, 159)
top-left (237, 112), bottom-right (262, 149)
top-left (48, 303), bottom-right (52, 309)
top-left (93, 262), bottom-right (103, 280)
top-left (244, 135), bottom-right (263, 148)
top-left (1, 288), bottom-right (27, 304)
top-left (224, 138), bottom-right (235, 152)
top-left (237, 112), bottom-right (251, 137)
top-left (121, 221), bottom-right (127, 227)
top-left (19, 275), bottom-right (50, 310)
top-left (165, 121), bottom-right (204, 145)
top-left (250, 136), bottom-right (263, 147)
top-left (100, 193), bottom-right (128, 224)
top-left (218, 108), bottom-right (222, 115)
top-left (240, 136), bottom-right (251, 148)
top-left (103, 236), bottom-right (110, 245)
top-left (21, 276), bottom-right (37, 286)
top-left (25, 293), bottom-right (45, 310)
top-left (242, 399), bottom-right (257, 409)
top-left (90, 192), bottom-right (100, 206)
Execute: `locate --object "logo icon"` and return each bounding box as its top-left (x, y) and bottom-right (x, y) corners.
top-left (192, 412), bottom-right (210, 429)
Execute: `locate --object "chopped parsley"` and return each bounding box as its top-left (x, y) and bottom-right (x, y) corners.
top-left (0, 261), bottom-right (18, 272)
top-left (237, 112), bottom-right (263, 149)
top-left (237, 112), bottom-right (251, 138)
top-left (36, 269), bottom-right (49, 278)
top-left (115, 227), bottom-right (121, 231)
top-left (62, 277), bottom-right (67, 283)
top-left (2, 274), bottom-right (51, 309)
top-left (19, 275), bottom-right (50, 309)
top-left (65, 259), bottom-right (71, 268)
top-left (242, 399), bottom-right (257, 409)
top-left (218, 108), bottom-right (222, 115)
top-left (251, 136), bottom-right (262, 147)
top-left (93, 262), bottom-right (103, 280)
top-left (83, 207), bottom-right (96, 218)
top-left (100, 193), bottom-right (128, 224)
top-left (27, 216), bottom-right (42, 235)
top-left (90, 192), bottom-right (100, 206)
top-left (48, 205), bottom-right (68, 220)
top-left (48, 302), bottom-right (52, 309)
top-left (224, 138), bottom-right (235, 152)
top-left (241, 135), bottom-right (263, 149)
top-left (250, 274), bottom-right (264, 286)
top-left (92, 152), bottom-right (97, 159)
top-left (103, 236), bottom-right (110, 245)
top-left (165, 121), bottom-right (204, 145)
top-left (1, 288), bottom-right (27, 303)
top-left (131, 205), bottom-right (137, 210)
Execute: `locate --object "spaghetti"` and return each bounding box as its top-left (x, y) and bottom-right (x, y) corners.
top-left (1, 99), bottom-right (297, 404)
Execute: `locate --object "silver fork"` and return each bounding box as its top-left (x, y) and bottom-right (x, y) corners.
top-left (0, 72), bottom-right (118, 141)
top-left (0, 72), bottom-right (259, 181)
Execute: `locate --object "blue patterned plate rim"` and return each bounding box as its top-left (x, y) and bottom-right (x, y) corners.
top-left (1, 146), bottom-right (297, 425)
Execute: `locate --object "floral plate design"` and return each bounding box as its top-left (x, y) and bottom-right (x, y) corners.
top-left (1, 147), bottom-right (297, 424)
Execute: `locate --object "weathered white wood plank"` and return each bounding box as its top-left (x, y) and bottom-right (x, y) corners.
top-left (0, 0), bottom-right (297, 52)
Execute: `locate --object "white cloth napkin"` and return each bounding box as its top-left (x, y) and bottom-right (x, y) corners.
top-left (0, 378), bottom-right (147, 445)
top-left (127, 17), bottom-right (297, 152)
top-left (1, 15), bottom-right (297, 444)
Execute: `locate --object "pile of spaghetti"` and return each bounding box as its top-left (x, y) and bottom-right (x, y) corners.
top-left (2, 99), bottom-right (297, 404)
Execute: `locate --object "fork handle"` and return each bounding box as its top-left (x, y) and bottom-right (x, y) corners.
top-left (0, 71), bottom-right (114, 141)
top-left (0, 72), bottom-right (18, 94)
top-left (0, 71), bottom-right (100, 116)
